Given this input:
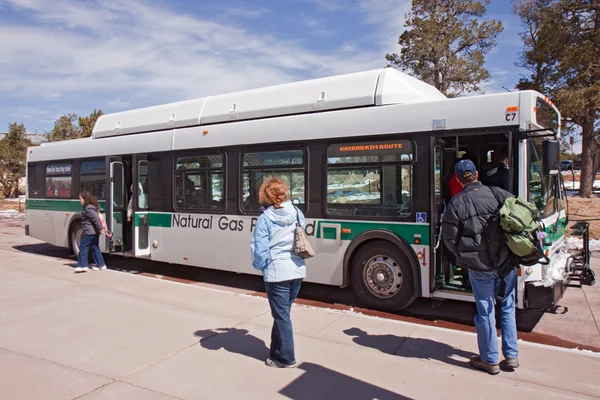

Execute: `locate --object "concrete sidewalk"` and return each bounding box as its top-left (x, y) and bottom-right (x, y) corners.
top-left (0, 248), bottom-right (599, 400)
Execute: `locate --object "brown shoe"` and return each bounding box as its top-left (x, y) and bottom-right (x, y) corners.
top-left (470, 356), bottom-right (500, 375)
top-left (503, 357), bottom-right (519, 369)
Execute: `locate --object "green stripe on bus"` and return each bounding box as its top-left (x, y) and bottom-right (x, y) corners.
top-left (134, 212), bottom-right (172, 228)
top-left (316, 220), bottom-right (430, 245)
top-left (545, 217), bottom-right (567, 246)
top-left (26, 199), bottom-right (106, 212)
top-left (135, 213), bottom-right (428, 244)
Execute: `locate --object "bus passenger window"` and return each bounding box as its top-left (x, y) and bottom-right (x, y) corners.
top-left (80, 160), bottom-right (106, 199)
top-left (45, 163), bottom-right (73, 198)
top-left (174, 154), bottom-right (224, 211)
top-left (242, 149), bottom-right (305, 212)
top-left (326, 140), bottom-right (413, 218)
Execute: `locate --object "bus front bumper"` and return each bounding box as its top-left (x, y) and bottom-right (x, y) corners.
top-left (525, 278), bottom-right (569, 310)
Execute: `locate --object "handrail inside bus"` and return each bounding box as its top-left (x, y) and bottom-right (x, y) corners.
top-left (517, 127), bottom-right (558, 140)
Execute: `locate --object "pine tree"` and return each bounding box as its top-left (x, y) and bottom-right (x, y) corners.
top-left (514, 0), bottom-right (599, 197)
top-left (0, 123), bottom-right (31, 198)
top-left (47, 114), bottom-right (81, 142)
top-left (79, 109), bottom-right (104, 138)
top-left (386, 0), bottom-right (503, 97)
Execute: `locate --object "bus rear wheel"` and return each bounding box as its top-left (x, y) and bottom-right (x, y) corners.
top-left (70, 221), bottom-right (84, 257)
top-left (351, 241), bottom-right (416, 311)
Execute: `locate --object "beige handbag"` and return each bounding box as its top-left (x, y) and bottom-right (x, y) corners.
top-left (294, 207), bottom-right (314, 259)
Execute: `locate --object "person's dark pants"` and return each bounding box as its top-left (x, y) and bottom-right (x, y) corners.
top-left (77, 234), bottom-right (105, 268)
top-left (264, 278), bottom-right (303, 365)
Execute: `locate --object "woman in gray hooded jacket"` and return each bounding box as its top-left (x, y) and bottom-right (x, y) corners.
top-left (75, 191), bottom-right (107, 273)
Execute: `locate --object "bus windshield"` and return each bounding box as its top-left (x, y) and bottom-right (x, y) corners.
top-left (535, 97), bottom-right (559, 134)
top-left (528, 137), bottom-right (561, 218)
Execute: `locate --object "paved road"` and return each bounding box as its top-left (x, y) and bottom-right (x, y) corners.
top-left (1, 233), bottom-right (600, 399)
top-left (1, 219), bottom-right (599, 351)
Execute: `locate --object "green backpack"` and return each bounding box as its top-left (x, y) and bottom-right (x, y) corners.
top-left (489, 187), bottom-right (549, 266)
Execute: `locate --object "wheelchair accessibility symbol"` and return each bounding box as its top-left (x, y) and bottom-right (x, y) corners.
top-left (416, 212), bottom-right (427, 223)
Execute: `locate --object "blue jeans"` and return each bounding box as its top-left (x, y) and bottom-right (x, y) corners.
top-left (77, 234), bottom-right (105, 268)
top-left (469, 268), bottom-right (519, 364)
top-left (264, 279), bottom-right (303, 365)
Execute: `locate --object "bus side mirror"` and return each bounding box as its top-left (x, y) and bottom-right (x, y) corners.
top-left (542, 139), bottom-right (560, 175)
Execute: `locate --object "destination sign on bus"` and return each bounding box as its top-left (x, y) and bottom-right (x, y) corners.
top-left (46, 164), bottom-right (72, 175)
top-left (339, 143), bottom-right (404, 152)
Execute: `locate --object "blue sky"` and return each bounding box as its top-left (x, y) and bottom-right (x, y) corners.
top-left (0, 0), bottom-right (531, 136)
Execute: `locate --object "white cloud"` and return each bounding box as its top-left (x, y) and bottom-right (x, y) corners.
top-left (301, 16), bottom-right (339, 37)
top-left (9, 106), bottom-right (54, 120)
top-left (0, 0), bottom-right (384, 105)
top-left (0, 0), bottom-right (421, 132)
top-left (341, 42), bottom-right (358, 53)
top-left (224, 7), bottom-right (269, 19)
top-left (306, 0), bottom-right (351, 12)
top-left (106, 98), bottom-right (131, 109)
top-left (357, 0), bottom-right (411, 54)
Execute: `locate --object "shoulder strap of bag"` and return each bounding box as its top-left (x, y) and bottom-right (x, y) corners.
top-left (294, 206), bottom-right (301, 226)
top-left (488, 185), bottom-right (503, 210)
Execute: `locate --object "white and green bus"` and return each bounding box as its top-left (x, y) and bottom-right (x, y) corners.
top-left (26, 68), bottom-right (570, 311)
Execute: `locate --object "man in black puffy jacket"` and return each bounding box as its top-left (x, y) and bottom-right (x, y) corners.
top-left (442, 159), bottom-right (519, 375)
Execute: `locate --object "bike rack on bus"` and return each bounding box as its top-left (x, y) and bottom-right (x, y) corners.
top-left (567, 221), bottom-right (596, 287)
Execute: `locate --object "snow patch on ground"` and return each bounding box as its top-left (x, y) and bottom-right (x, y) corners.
top-left (565, 237), bottom-right (600, 252)
top-left (563, 179), bottom-right (600, 192)
top-left (0, 210), bottom-right (24, 220)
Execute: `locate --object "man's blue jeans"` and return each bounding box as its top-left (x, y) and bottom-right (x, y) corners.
top-left (264, 279), bottom-right (303, 365)
top-left (77, 234), bottom-right (105, 268)
top-left (469, 268), bottom-right (519, 365)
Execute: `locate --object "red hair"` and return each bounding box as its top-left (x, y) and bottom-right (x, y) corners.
top-left (259, 177), bottom-right (289, 208)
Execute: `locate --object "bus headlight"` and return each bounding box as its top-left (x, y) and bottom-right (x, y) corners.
top-left (525, 267), bottom-right (533, 275)
top-left (152, 240), bottom-right (159, 249)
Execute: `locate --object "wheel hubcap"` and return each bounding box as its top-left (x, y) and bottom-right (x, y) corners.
top-left (363, 255), bottom-right (403, 298)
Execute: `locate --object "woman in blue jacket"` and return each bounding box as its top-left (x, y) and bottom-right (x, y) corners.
top-left (75, 191), bottom-right (107, 273)
top-left (251, 177), bottom-right (306, 368)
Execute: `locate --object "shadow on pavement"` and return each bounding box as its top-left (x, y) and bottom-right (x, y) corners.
top-left (193, 328), bottom-right (411, 400)
top-left (194, 328), bottom-right (269, 362)
top-left (344, 327), bottom-right (476, 370)
top-left (280, 362), bottom-right (412, 400)
top-left (13, 243), bottom-right (71, 259)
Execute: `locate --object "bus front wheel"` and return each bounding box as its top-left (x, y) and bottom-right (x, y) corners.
top-left (351, 241), bottom-right (416, 311)
top-left (70, 221), bottom-right (84, 257)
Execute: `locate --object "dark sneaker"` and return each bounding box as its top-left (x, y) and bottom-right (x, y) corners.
top-left (470, 356), bottom-right (500, 375)
top-left (503, 357), bottom-right (519, 369)
top-left (265, 358), bottom-right (297, 368)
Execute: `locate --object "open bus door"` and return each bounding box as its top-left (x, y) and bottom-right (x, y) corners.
top-left (132, 155), bottom-right (150, 257)
top-left (431, 139), bottom-right (445, 291)
top-left (106, 156), bottom-right (125, 253)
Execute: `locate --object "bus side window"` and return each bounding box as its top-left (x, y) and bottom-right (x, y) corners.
top-left (174, 154), bottom-right (224, 211)
top-left (241, 149), bottom-right (306, 213)
top-left (326, 140), bottom-right (413, 219)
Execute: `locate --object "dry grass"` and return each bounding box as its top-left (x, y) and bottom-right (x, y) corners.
top-left (566, 195), bottom-right (600, 240)
top-left (0, 199), bottom-right (25, 212)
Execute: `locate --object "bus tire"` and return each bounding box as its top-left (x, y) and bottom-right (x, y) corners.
top-left (351, 241), bottom-right (416, 311)
top-left (70, 221), bottom-right (84, 257)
